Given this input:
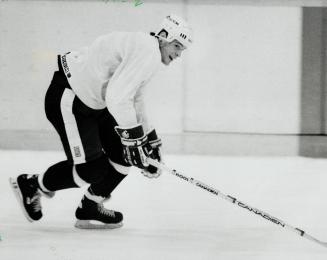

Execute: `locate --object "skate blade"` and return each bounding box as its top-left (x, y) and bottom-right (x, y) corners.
top-left (75, 219), bottom-right (123, 230)
top-left (9, 177), bottom-right (34, 223)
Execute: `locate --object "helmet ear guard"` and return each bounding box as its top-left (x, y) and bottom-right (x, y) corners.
top-left (154, 14), bottom-right (193, 48)
top-left (156, 29), bottom-right (168, 39)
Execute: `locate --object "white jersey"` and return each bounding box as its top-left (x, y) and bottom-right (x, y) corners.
top-left (60, 32), bottom-right (162, 130)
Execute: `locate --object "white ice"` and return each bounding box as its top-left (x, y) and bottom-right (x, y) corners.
top-left (0, 150), bottom-right (327, 260)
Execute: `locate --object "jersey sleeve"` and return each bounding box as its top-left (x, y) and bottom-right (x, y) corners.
top-left (105, 41), bottom-right (159, 128)
top-left (134, 83), bottom-right (151, 132)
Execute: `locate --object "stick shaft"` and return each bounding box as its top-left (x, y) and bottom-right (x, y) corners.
top-left (147, 158), bottom-right (327, 248)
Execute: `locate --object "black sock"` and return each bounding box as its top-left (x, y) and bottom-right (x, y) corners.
top-left (88, 165), bottom-right (127, 198)
top-left (41, 160), bottom-right (79, 191)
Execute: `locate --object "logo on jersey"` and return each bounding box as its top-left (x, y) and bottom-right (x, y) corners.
top-left (122, 130), bottom-right (130, 139)
top-left (61, 54), bottom-right (71, 78)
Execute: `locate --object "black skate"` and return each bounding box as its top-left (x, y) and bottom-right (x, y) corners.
top-left (75, 196), bottom-right (123, 229)
top-left (9, 174), bottom-right (54, 222)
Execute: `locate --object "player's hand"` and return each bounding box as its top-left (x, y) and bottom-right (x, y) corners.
top-left (141, 129), bottom-right (162, 178)
top-left (115, 124), bottom-right (152, 169)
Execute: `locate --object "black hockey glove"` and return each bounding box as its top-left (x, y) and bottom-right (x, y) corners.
top-left (115, 124), bottom-right (152, 169)
top-left (141, 129), bottom-right (162, 178)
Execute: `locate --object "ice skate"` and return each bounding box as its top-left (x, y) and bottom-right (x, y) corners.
top-left (9, 174), bottom-right (55, 222)
top-left (75, 196), bottom-right (123, 229)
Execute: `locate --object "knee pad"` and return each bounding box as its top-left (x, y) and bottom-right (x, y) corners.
top-left (75, 154), bottom-right (110, 184)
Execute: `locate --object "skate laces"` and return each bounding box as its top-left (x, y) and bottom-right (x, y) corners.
top-left (98, 204), bottom-right (115, 218)
top-left (26, 191), bottom-right (42, 212)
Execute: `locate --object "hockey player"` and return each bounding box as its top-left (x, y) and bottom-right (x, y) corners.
top-left (10, 14), bottom-right (193, 229)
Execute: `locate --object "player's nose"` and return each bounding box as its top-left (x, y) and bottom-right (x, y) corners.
top-left (175, 50), bottom-right (182, 58)
top-left (173, 53), bottom-right (179, 59)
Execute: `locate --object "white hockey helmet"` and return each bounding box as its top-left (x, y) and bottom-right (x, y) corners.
top-left (155, 14), bottom-right (193, 48)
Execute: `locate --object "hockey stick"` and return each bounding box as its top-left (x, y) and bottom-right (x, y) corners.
top-left (147, 157), bottom-right (327, 248)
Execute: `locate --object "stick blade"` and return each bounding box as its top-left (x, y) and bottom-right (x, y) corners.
top-left (304, 233), bottom-right (327, 248)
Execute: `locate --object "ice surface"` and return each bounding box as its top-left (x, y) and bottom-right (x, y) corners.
top-left (1, 150), bottom-right (327, 259)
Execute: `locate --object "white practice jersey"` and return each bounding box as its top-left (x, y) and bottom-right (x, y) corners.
top-left (60, 32), bottom-right (162, 130)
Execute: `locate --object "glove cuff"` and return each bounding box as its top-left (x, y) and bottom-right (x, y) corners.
top-left (147, 128), bottom-right (158, 141)
top-left (147, 128), bottom-right (162, 148)
top-left (115, 124), bottom-right (145, 140)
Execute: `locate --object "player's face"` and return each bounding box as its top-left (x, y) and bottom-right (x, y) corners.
top-left (160, 40), bottom-right (186, 65)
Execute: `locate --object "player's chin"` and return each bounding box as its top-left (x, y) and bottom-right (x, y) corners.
top-left (162, 56), bottom-right (172, 66)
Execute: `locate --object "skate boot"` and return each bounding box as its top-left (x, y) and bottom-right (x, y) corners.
top-left (75, 196), bottom-right (123, 229)
top-left (9, 174), bottom-right (54, 222)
